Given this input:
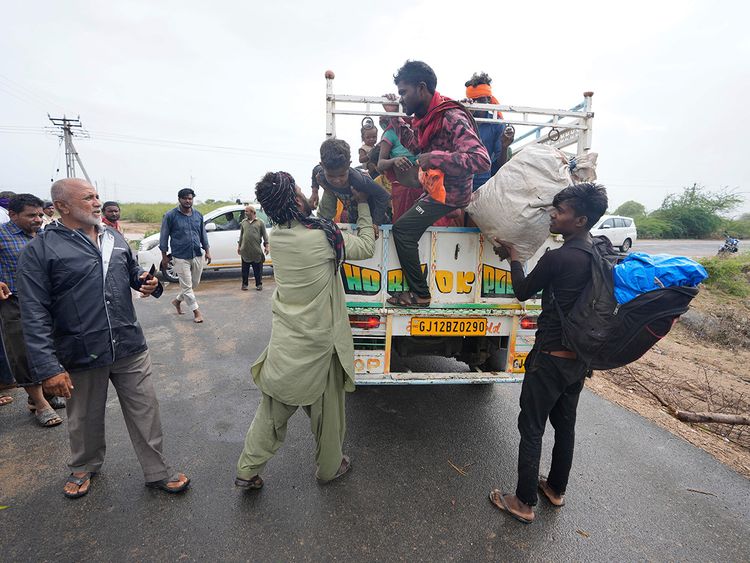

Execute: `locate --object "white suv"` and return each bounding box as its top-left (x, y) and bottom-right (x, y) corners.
top-left (137, 204), bottom-right (272, 282)
top-left (590, 215), bottom-right (637, 252)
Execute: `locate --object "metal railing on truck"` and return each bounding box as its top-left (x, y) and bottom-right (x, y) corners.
top-left (324, 69), bottom-right (594, 157)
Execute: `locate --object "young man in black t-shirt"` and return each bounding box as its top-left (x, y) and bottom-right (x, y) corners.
top-left (489, 182), bottom-right (608, 524)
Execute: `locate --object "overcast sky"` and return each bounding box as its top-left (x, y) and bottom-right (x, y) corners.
top-left (2, 0), bottom-right (749, 215)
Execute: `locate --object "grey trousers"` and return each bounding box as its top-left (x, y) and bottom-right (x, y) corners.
top-left (66, 350), bottom-right (173, 482)
top-left (174, 256), bottom-right (204, 312)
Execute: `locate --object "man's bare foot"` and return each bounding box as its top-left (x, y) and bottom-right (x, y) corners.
top-left (489, 489), bottom-right (535, 524)
top-left (538, 477), bottom-right (565, 506)
top-left (171, 299), bottom-right (184, 315)
top-left (193, 310), bottom-right (204, 323)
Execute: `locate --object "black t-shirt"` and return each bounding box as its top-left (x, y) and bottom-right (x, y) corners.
top-left (510, 239), bottom-right (592, 351)
top-left (311, 164), bottom-right (391, 224)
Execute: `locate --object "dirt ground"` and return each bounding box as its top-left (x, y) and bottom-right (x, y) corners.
top-left (587, 288), bottom-right (750, 478)
top-left (121, 220), bottom-right (159, 237)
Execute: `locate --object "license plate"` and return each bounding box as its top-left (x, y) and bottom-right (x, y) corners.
top-left (411, 317), bottom-right (487, 336)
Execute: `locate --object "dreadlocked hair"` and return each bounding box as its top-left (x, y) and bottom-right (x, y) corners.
top-left (255, 171), bottom-right (300, 227)
top-left (464, 72), bottom-right (492, 88)
top-left (254, 171), bottom-right (346, 267)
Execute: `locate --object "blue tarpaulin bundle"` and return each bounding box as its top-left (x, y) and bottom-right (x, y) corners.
top-left (613, 252), bottom-right (708, 304)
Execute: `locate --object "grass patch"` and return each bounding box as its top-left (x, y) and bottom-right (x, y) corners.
top-left (699, 253), bottom-right (750, 297)
top-left (119, 201), bottom-right (238, 223)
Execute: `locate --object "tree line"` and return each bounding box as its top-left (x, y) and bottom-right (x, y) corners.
top-left (613, 184), bottom-right (746, 239)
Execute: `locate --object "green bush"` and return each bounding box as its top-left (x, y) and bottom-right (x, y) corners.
top-left (719, 218), bottom-right (750, 239)
top-left (613, 200), bottom-right (646, 218)
top-left (699, 254), bottom-right (750, 298)
top-left (636, 215), bottom-right (678, 239)
top-left (119, 201), bottom-right (238, 223)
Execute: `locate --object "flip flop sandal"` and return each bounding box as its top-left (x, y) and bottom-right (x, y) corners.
top-left (146, 473), bottom-right (190, 493)
top-left (0, 395), bottom-right (13, 406)
top-left (64, 472), bottom-right (95, 499)
top-left (35, 407), bottom-right (63, 427)
top-left (316, 455), bottom-right (351, 483)
top-left (538, 476), bottom-right (565, 507)
top-left (234, 475), bottom-right (264, 490)
top-left (489, 489), bottom-right (534, 524)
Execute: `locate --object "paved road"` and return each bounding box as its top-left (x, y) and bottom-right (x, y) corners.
top-left (1, 274), bottom-right (748, 561)
top-left (633, 239), bottom-right (725, 257)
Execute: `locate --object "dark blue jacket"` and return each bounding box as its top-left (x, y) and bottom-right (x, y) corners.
top-left (159, 207), bottom-right (209, 259)
top-left (17, 222), bottom-right (161, 381)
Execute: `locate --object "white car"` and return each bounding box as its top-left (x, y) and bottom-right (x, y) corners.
top-left (137, 204), bottom-right (272, 282)
top-left (590, 214), bottom-right (637, 252)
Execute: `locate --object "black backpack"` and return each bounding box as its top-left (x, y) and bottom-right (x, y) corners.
top-left (553, 236), bottom-right (699, 370)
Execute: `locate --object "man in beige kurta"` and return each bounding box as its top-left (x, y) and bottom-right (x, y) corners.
top-left (237, 206), bottom-right (269, 290)
top-left (235, 172), bottom-right (374, 488)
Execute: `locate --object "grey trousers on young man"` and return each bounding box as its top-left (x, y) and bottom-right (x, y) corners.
top-left (66, 350), bottom-right (174, 482)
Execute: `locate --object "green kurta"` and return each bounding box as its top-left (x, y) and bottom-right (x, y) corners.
top-left (238, 218), bottom-right (269, 263)
top-left (251, 203), bottom-right (375, 405)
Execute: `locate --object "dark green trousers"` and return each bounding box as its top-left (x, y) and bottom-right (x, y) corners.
top-left (392, 198), bottom-right (456, 298)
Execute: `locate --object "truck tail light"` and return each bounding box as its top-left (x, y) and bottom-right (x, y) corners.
top-left (349, 315), bottom-right (381, 329)
top-left (520, 316), bottom-right (537, 330)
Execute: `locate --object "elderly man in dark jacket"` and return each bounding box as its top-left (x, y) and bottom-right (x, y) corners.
top-left (17, 178), bottom-right (190, 499)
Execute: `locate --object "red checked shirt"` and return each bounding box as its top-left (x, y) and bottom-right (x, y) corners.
top-left (393, 109), bottom-right (490, 208)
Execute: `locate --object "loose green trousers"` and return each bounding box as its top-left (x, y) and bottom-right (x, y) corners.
top-left (236, 355), bottom-right (347, 481)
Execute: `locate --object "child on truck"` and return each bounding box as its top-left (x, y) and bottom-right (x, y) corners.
top-left (358, 119), bottom-right (379, 177)
top-left (488, 182), bottom-right (608, 525)
top-left (309, 138), bottom-right (391, 227)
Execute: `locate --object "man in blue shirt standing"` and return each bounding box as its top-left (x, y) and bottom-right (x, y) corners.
top-left (159, 188), bottom-right (211, 323)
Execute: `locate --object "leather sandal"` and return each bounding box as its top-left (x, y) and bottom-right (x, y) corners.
top-left (64, 472), bottom-right (95, 499)
top-left (146, 472), bottom-right (190, 494)
top-left (235, 475), bottom-right (264, 490)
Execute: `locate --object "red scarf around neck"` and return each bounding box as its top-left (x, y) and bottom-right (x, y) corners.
top-left (412, 91), bottom-right (464, 151)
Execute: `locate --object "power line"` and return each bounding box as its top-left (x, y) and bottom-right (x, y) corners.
top-left (0, 123), bottom-right (311, 161)
top-left (0, 74), bottom-right (66, 112)
top-left (48, 115), bottom-right (91, 182)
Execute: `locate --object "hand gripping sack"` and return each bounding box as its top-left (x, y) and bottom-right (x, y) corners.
top-left (555, 236), bottom-right (700, 370)
top-left (465, 144), bottom-right (598, 261)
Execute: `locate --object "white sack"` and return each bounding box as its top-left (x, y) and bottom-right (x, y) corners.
top-left (465, 144), bottom-right (598, 262)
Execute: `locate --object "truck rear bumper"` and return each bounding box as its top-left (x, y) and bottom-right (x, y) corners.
top-left (356, 371), bottom-right (523, 385)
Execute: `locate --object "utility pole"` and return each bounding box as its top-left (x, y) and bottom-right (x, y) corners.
top-left (47, 115), bottom-right (91, 182)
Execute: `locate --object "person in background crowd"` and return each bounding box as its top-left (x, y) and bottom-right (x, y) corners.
top-left (0, 281), bottom-right (13, 407)
top-left (0, 191), bottom-right (14, 406)
top-left (18, 178), bottom-right (190, 499)
top-left (309, 138), bottom-right (391, 227)
top-left (384, 60), bottom-right (490, 307)
top-left (235, 171), bottom-right (374, 490)
top-left (464, 72), bottom-right (514, 191)
top-left (216, 211), bottom-right (241, 231)
top-left (237, 205), bottom-right (269, 291)
top-left (358, 119), bottom-right (379, 177)
top-left (488, 182), bottom-right (608, 524)
top-left (0, 194), bottom-right (64, 427)
top-left (0, 191), bottom-right (15, 225)
top-left (102, 201), bottom-right (123, 233)
top-left (159, 188), bottom-right (211, 323)
top-left (41, 201), bottom-right (57, 227)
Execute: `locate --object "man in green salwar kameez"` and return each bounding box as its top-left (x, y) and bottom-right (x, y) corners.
top-left (235, 171), bottom-right (375, 489)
